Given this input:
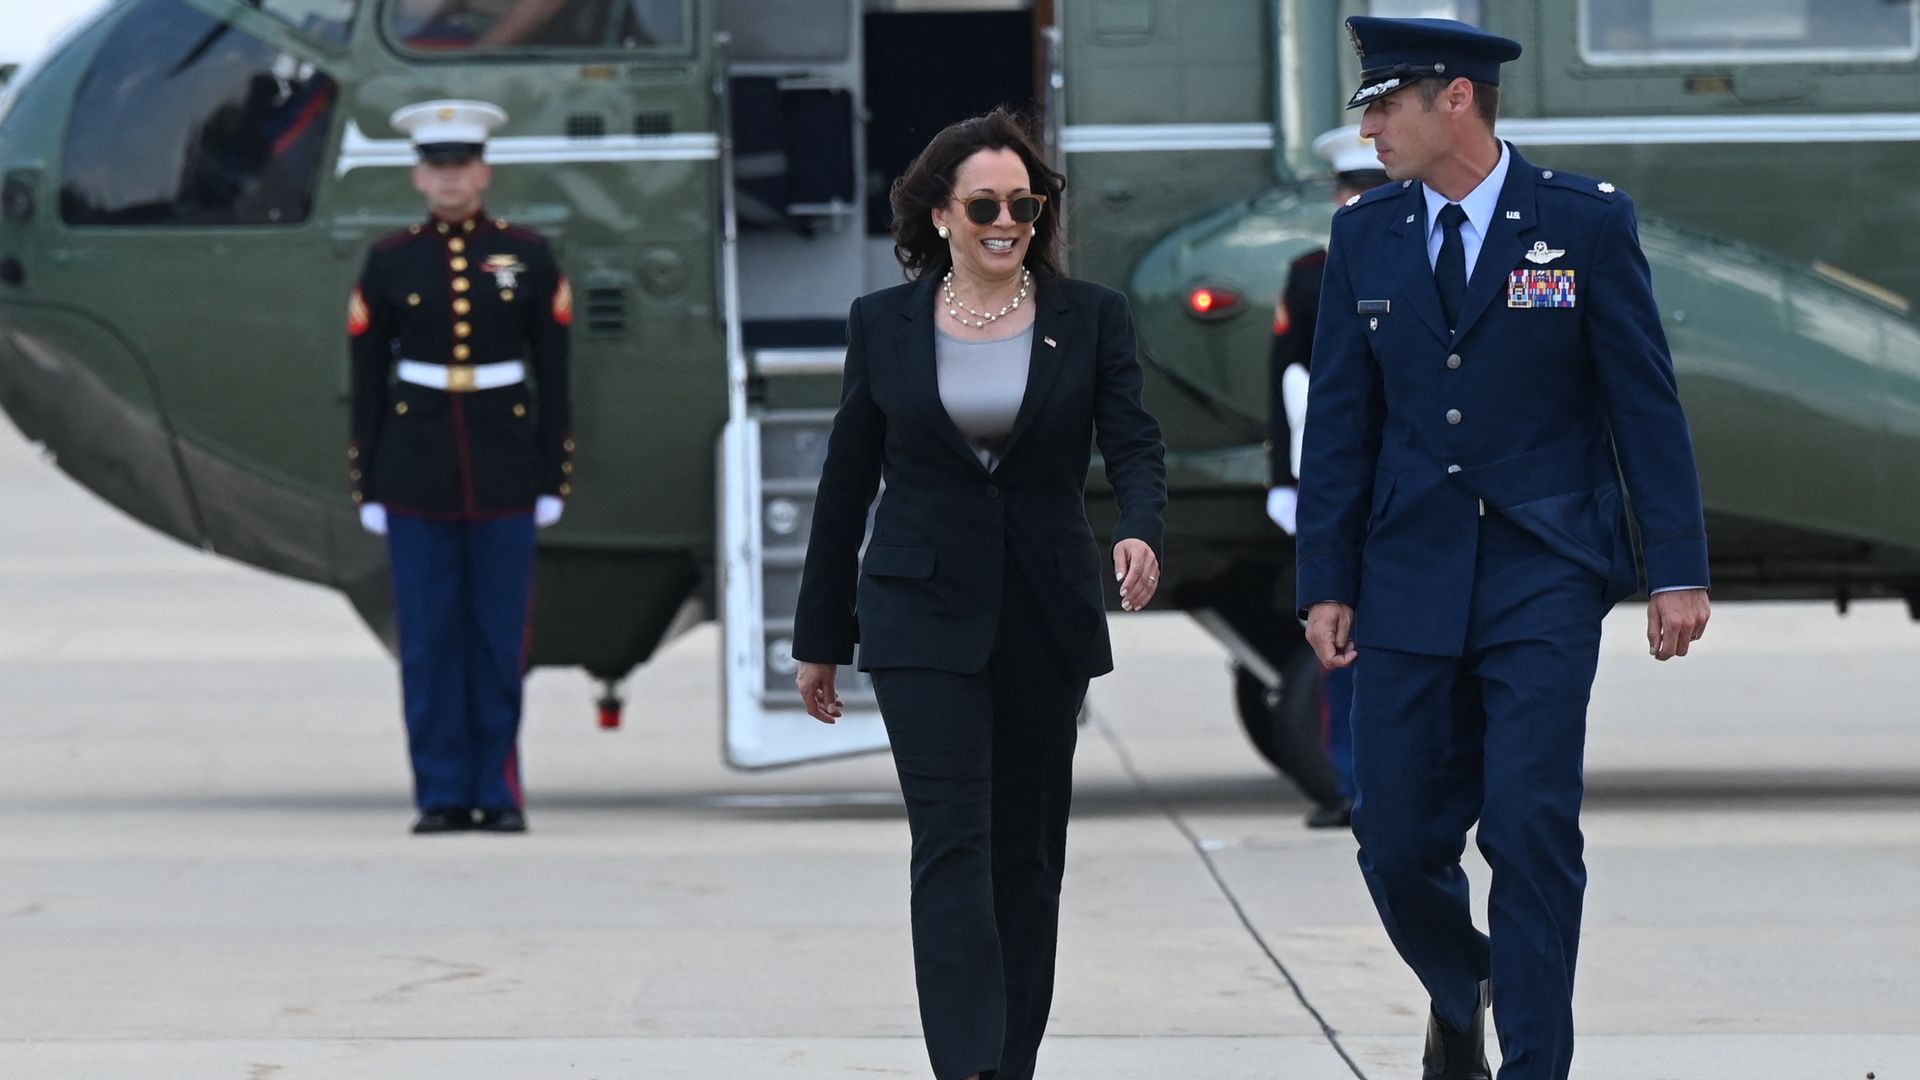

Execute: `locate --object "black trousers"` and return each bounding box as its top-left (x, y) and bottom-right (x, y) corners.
top-left (869, 562), bottom-right (1090, 1080)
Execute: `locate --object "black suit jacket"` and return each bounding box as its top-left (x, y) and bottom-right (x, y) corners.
top-left (792, 272), bottom-right (1167, 679)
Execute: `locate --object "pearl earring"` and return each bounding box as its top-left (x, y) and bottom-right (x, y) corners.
top-left (937, 226), bottom-right (950, 239)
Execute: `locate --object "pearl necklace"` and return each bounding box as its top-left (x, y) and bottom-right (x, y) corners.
top-left (943, 267), bottom-right (1030, 329)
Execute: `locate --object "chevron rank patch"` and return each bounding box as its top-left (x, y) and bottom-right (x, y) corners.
top-left (1507, 268), bottom-right (1577, 309)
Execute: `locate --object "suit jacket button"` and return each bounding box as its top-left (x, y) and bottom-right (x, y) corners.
top-left (1446, 353), bottom-right (1462, 369)
top-left (1445, 409), bottom-right (1462, 425)
top-left (985, 484), bottom-right (999, 499)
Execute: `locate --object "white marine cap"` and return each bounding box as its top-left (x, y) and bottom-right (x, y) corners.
top-left (389, 99), bottom-right (509, 162)
top-left (1311, 126), bottom-right (1383, 176)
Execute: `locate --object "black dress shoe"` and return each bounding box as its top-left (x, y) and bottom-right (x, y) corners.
top-left (477, 807), bottom-right (527, 833)
top-left (411, 808), bottom-right (475, 834)
top-left (1305, 799), bottom-right (1353, 829)
top-left (1423, 980), bottom-right (1491, 1080)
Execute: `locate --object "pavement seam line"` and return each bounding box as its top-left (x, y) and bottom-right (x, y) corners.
top-left (1086, 708), bottom-right (1371, 1080)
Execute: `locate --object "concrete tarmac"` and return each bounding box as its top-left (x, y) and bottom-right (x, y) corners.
top-left (1, 426), bottom-right (1916, 1079)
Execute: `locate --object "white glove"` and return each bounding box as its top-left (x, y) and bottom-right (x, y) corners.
top-left (1267, 486), bottom-right (1298, 536)
top-left (535, 494), bottom-right (565, 528)
top-left (359, 503), bottom-right (388, 536)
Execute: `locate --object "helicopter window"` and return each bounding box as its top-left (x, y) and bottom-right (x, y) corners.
top-left (1580, 0), bottom-right (1918, 65)
top-left (59, 0), bottom-right (339, 227)
top-left (257, 0), bottom-right (360, 47)
top-left (1365, 1), bottom-right (1481, 23)
top-left (387, 0), bottom-right (689, 53)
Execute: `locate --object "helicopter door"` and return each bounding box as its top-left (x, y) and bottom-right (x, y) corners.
top-left (714, 0), bottom-right (888, 768)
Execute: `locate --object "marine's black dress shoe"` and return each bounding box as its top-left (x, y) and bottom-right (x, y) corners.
top-left (1423, 980), bottom-right (1491, 1080)
top-left (1305, 799), bottom-right (1353, 829)
top-left (477, 807), bottom-right (528, 833)
top-left (412, 808), bottom-right (475, 834)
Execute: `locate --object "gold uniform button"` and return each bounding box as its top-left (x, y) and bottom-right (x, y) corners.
top-left (455, 322), bottom-right (471, 338)
top-left (501, 289), bottom-right (515, 302)
top-left (347, 447), bottom-right (359, 460)
top-left (453, 278), bottom-right (470, 293)
top-left (563, 439), bottom-right (576, 452)
top-left (450, 257), bottom-right (468, 271)
top-left (448, 237), bottom-right (465, 253)
top-left (453, 344), bottom-right (472, 360)
top-left (512, 403), bottom-right (527, 418)
top-left (436, 222), bottom-right (450, 235)
top-left (349, 469), bottom-right (361, 480)
top-left (562, 462), bottom-right (574, 475)
top-left (407, 293), bottom-right (421, 306)
top-left (559, 483), bottom-right (572, 497)
top-left (453, 298), bottom-right (471, 314)
top-left (495, 218), bottom-right (508, 229)
top-left (395, 402), bottom-right (409, 415)
top-left (409, 224), bottom-right (422, 235)
top-left (352, 491), bottom-right (364, 503)
top-left (463, 219), bottom-right (476, 233)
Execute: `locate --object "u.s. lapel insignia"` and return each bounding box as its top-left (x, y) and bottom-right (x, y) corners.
top-left (1043, 336), bottom-right (1057, 349)
top-left (1505, 210), bottom-right (1522, 220)
top-left (1524, 241), bottom-right (1567, 265)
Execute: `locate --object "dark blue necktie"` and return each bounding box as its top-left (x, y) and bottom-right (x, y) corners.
top-left (1435, 203), bottom-right (1468, 331)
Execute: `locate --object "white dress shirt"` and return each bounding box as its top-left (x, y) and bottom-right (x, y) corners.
top-left (1423, 139), bottom-right (1511, 281)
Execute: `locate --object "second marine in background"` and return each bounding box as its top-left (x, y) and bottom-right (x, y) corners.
top-left (1268, 127), bottom-right (1389, 829)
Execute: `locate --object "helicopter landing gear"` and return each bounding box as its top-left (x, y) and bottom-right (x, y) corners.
top-left (595, 679), bottom-right (625, 730)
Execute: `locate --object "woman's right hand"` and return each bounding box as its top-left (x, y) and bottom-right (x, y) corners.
top-left (796, 661), bottom-right (844, 725)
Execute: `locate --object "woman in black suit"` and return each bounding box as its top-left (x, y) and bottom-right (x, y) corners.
top-left (791, 109), bottom-right (1167, 1080)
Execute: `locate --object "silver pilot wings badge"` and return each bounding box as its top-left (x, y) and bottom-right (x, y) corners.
top-left (1524, 241), bottom-right (1567, 265)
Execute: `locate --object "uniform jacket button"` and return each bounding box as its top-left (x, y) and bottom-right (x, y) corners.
top-left (1446, 409), bottom-right (1462, 425)
top-left (985, 484), bottom-right (999, 499)
top-left (1446, 353), bottom-right (1462, 369)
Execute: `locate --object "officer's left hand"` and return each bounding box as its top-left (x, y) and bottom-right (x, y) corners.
top-left (1648, 588), bottom-right (1710, 661)
top-left (535, 495), bottom-right (564, 528)
top-left (1114, 539), bottom-right (1160, 612)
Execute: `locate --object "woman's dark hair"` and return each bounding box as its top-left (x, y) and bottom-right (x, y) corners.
top-left (889, 106), bottom-right (1067, 282)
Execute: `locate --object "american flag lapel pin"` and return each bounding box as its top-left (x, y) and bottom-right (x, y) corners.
top-left (1044, 336), bottom-right (1057, 349)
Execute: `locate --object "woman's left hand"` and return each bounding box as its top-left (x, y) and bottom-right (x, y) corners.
top-left (1113, 539), bottom-right (1161, 612)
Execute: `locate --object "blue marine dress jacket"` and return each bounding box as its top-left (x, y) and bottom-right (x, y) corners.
top-left (792, 272), bottom-right (1167, 679)
top-left (1296, 144), bottom-right (1708, 657)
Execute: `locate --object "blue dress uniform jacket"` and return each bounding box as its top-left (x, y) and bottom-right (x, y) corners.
top-left (349, 211), bottom-right (575, 518)
top-left (792, 273), bottom-right (1167, 680)
top-left (1297, 144), bottom-right (1707, 657)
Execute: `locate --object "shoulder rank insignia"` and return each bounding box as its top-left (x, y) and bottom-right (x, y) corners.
top-left (1597, 181), bottom-right (1616, 194)
top-left (1346, 194), bottom-right (1361, 207)
top-left (1524, 241), bottom-right (1567, 265)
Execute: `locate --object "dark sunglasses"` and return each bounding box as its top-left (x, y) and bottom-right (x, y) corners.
top-left (955, 193), bottom-right (1047, 226)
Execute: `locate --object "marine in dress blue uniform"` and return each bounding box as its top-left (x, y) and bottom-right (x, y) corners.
top-left (1269, 128), bottom-right (1389, 828)
top-left (1295, 18), bottom-right (1711, 1080)
top-left (349, 100), bottom-right (576, 835)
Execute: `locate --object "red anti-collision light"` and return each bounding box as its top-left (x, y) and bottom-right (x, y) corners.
top-left (1187, 285), bottom-right (1244, 320)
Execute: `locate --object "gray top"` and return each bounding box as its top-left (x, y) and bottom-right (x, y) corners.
top-left (936, 325), bottom-right (1033, 470)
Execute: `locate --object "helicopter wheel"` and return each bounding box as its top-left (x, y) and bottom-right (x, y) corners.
top-left (1232, 653), bottom-right (1345, 809)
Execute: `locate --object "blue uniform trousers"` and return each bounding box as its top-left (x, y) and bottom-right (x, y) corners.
top-left (387, 512), bottom-right (537, 813)
top-left (1350, 511), bottom-right (1606, 1080)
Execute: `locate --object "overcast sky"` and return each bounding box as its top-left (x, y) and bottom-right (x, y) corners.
top-left (2, 1), bottom-right (108, 67)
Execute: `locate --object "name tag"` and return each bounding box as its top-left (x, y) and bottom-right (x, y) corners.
top-left (1508, 269), bottom-right (1577, 308)
top-left (1356, 299), bottom-right (1391, 315)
